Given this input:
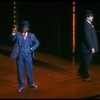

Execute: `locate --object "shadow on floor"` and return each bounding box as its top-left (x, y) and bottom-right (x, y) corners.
top-left (86, 94), bottom-right (100, 99)
top-left (0, 48), bottom-right (66, 74)
top-left (0, 48), bottom-right (11, 57)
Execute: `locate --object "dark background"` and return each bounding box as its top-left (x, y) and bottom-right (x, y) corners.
top-left (76, 1), bottom-right (100, 63)
top-left (0, 1), bottom-right (100, 62)
top-left (0, 1), bottom-right (72, 59)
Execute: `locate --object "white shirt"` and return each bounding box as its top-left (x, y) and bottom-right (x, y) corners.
top-left (86, 19), bottom-right (94, 28)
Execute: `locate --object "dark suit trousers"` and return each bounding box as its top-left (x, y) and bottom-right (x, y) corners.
top-left (78, 53), bottom-right (93, 78)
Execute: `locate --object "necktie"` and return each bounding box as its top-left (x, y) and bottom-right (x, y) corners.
top-left (23, 33), bottom-right (27, 40)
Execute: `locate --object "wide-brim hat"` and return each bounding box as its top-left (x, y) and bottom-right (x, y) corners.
top-left (85, 10), bottom-right (94, 17)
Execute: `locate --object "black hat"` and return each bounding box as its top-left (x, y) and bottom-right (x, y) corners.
top-left (85, 10), bottom-right (94, 17)
top-left (21, 20), bottom-right (30, 27)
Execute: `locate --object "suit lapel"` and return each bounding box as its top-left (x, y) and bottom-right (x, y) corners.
top-left (18, 32), bottom-right (23, 47)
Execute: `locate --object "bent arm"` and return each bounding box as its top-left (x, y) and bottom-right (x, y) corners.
top-left (31, 34), bottom-right (39, 51)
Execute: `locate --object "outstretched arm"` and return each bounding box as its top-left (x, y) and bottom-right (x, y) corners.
top-left (10, 27), bottom-right (17, 42)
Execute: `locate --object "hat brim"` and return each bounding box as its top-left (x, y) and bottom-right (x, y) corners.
top-left (21, 20), bottom-right (30, 27)
top-left (22, 24), bottom-right (30, 28)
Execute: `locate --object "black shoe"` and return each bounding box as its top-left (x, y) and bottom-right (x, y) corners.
top-left (83, 78), bottom-right (92, 82)
top-left (18, 87), bottom-right (24, 92)
top-left (29, 83), bottom-right (38, 88)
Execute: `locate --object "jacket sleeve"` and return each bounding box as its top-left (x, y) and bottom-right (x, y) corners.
top-left (10, 33), bottom-right (17, 42)
top-left (31, 34), bottom-right (39, 51)
top-left (84, 24), bottom-right (94, 50)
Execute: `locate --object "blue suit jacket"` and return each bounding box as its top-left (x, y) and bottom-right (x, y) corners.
top-left (10, 32), bottom-right (39, 60)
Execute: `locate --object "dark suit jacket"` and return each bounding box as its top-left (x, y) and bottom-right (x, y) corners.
top-left (81, 21), bottom-right (99, 53)
top-left (10, 32), bottom-right (39, 60)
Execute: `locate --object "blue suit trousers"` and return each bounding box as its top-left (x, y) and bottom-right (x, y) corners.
top-left (16, 52), bottom-right (33, 88)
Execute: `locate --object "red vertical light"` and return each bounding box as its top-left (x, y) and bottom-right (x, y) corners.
top-left (72, 1), bottom-right (75, 53)
top-left (12, 1), bottom-right (17, 32)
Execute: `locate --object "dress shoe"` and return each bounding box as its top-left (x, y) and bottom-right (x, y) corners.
top-left (29, 83), bottom-right (38, 88)
top-left (83, 78), bottom-right (92, 82)
top-left (18, 87), bottom-right (24, 92)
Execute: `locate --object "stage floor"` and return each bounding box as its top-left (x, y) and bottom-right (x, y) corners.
top-left (0, 45), bottom-right (100, 99)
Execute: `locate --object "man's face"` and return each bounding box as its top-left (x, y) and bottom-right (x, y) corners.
top-left (87, 16), bottom-right (94, 22)
top-left (22, 25), bottom-right (29, 33)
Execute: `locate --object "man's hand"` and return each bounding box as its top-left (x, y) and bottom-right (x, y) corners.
top-left (12, 27), bottom-right (17, 35)
top-left (91, 48), bottom-right (95, 53)
top-left (12, 33), bottom-right (16, 35)
top-left (30, 48), bottom-right (32, 51)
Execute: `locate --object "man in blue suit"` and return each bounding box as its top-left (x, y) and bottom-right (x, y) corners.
top-left (10, 20), bottom-right (39, 92)
top-left (77, 10), bottom-right (99, 82)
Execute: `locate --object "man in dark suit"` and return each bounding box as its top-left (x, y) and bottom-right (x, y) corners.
top-left (10, 20), bottom-right (39, 92)
top-left (77, 10), bottom-right (99, 82)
